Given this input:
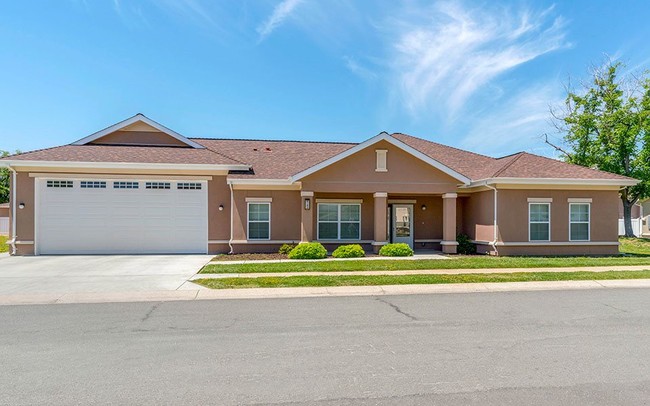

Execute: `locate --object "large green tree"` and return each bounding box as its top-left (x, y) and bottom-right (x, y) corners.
top-left (547, 61), bottom-right (650, 237)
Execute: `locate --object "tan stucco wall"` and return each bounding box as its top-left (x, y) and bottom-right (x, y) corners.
top-left (207, 176), bottom-right (231, 244)
top-left (301, 140), bottom-right (460, 194)
top-left (11, 172), bottom-right (35, 255)
top-left (90, 130), bottom-right (189, 147)
top-left (0, 206), bottom-right (8, 217)
top-left (493, 244), bottom-right (619, 256)
top-left (462, 190), bottom-right (495, 242)
top-left (496, 189), bottom-right (619, 243)
top-left (231, 190), bottom-right (302, 243)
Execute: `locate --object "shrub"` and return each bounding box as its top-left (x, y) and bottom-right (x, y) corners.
top-left (379, 243), bottom-right (414, 257)
top-left (288, 242), bottom-right (328, 259)
top-left (278, 243), bottom-right (297, 255)
top-left (332, 244), bottom-right (366, 258)
top-left (456, 233), bottom-right (476, 255)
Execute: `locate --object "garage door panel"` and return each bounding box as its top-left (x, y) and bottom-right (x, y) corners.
top-left (37, 179), bottom-right (208, 254)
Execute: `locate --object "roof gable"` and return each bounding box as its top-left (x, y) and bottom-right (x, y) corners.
top-left (72, 114), bottom-right (205, 149)
top-left (290, 132), bottom-right (471, 184)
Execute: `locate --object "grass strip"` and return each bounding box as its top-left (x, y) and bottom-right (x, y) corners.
top-left (0, 235), bottom-right (8, 254)
top-left (200, 256), bottom-right (650, 274)
top-left (194, 269), bottom-right (650, 289)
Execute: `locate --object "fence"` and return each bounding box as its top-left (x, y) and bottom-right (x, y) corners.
top-left (0, 217), bottom-right (8, 235)
top-left (618, 218), bottom-right (642, 236)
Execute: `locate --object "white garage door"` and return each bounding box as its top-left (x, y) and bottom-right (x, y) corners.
top-left (36, 178), bottom-right (208, 254)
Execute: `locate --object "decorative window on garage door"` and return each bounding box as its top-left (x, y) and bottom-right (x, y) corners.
top-left (145, 182), bottom-right (171, 189)
top-left (113, 181), bottom-right (139, 189)
top-left (46, 180), bottom-right (73, 188)
top-left (80, 181), bottom-right (107, 188)
top-left (177, 182), bottom-right (202, 190)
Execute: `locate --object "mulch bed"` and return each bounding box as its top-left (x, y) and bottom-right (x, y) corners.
top-left (211, 253), bottom-right (289, 262)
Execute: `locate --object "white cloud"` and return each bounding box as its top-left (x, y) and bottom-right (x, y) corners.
top-left (343, 56), bottom-right (377, 80)
top-left (458, 82), bottom-right (564, 156)
top-left (257, 0), bottom-right (303, 41)
top-left (389, 1), bottom-right (568, 116)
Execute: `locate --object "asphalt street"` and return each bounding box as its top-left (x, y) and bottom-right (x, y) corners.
top-left (1, 289), bottom-right (649, 405)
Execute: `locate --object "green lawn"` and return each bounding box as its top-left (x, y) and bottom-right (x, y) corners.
top-left (194, 269), bottom-right (650, 289)
top-left (0, 235), bottom-right (8, 253)
top-left (199, 237), bottom-right (650, 275)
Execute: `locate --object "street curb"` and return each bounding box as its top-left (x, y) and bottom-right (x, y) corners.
top-left (1, 279), bottom-right (650, 305)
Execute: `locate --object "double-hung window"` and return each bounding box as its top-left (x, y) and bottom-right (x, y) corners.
top-left (247, 203), bottom-right (270, 240)
top-left (529, 203), bottom-right (550, 241)
top-left (569, 203), bottom-right (590, 241)
top-left (318, 203), bottom-right (361, 240)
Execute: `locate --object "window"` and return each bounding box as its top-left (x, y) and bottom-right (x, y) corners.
top-left (113, 181), bottom-right (139, 189)
top-left (46, 180), bottom-right (73, 188)
top-left (318, 203), bottom-right (361, 240)
top-left (80, 181), bottom-right (106, 189)
top-left (376, 149), bottom-right (387, 172)
top-left (177, 182), bottom-right (202, 190)
top-left (145, 182), bottom-right (171, 189)
top-left (529, 203), bottom-right (550, 241)
top-left (248, 203), bottom-right (270, 240)
top-left (570, 203), bottom-right (590, 241)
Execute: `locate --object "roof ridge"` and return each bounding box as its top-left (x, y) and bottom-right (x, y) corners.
top-left (518, 152), bottom-right (636, 180)
top-left (191, 137), bottom-right (357, 145)
top-left (391, 132), bottom-right (496, 160)
top-left (0, 144), bottom-right (65, 160)
top-left (491, 152), bottom-right (525, 177)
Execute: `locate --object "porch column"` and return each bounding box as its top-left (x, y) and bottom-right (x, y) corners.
top-left (373, 192), bottom-right (388, 253)
top-left (300, 191), bottom-right (314, 243)
top-left (441, 193), bottom-right (458, 254)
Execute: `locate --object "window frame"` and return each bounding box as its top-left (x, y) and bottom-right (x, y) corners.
top-left (528, 202), bottom-right (551, 242)
top-left (569, 202), bottom-right (591, 242)
top-left (317, 203), bottom-right (362, 241)
top-left (247, 202), bottom-right (271, 241)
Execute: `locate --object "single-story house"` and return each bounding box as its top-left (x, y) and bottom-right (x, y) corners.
top-left (0, 114), bottom-right (638, 256)
top-left (0, 202), bottom-right (9, 235)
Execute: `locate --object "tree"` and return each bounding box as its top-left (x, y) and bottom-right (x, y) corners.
top-left (547, 61), bottom-right (650, 237)
top-left (0, 150), bottom-right (10, 204)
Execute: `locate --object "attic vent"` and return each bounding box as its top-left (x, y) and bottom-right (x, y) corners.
top-left (265, 147), bottom-right (271, 151)
top-left (376, 149), bottom-right (388, 172)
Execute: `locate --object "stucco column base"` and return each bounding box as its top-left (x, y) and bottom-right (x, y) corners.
top-left (441, 241), bottom-right (459, 254)
top-left (372, 241), bottom-right (387, 254)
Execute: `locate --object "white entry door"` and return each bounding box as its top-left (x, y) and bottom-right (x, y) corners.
top-left (392, 204), bottom-right (413, 248)
top-left (36, 178), bottom-right (208, 255)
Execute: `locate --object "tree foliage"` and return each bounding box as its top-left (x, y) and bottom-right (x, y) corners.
top-left (548, 61), bottom-right (650, 237)
top-left (0, 150), bottom-right (10, 204)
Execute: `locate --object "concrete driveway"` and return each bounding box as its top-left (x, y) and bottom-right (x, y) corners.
top-left (0, 254), bottom-right (212, 295)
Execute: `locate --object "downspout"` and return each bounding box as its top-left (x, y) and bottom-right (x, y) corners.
top-left (7, 166), bottom-right (17, 255)
top-left (228, 182), bottom-right (234, 254)
top-left (484, 183), bottom-right (499, 256)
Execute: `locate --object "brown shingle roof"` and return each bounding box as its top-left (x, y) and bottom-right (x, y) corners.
top-left (1, 133), bottom-right (634, 182)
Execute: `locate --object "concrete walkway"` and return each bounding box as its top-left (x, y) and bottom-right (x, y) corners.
top-left (1, 278), bottom-right (650, 305)
top-left (193, 264), bottom-right (650, 279)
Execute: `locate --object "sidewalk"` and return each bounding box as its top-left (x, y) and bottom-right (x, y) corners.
top-left (2, 278), bottom-right (650, 306)
top-left (193, 264), bottom-right (650, 279)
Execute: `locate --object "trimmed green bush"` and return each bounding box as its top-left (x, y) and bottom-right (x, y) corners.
top-left (456, 233), bottom-right (476, 255)
top-left (332, 244), bottom-right (366, 258)
top-left (379, 243), bottom-right (414, 257)
top-left (278, 243), bottom-right (297, 255)
top-left (288, 242), bottom-right (328, 259)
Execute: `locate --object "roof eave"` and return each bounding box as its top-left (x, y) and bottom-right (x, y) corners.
top-left (467, 177), bottom-right (639, 187)
top-left (0, 160), bottom-right (250, 171)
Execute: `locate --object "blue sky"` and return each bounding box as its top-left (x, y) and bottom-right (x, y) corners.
top-left (1, 1), bottom-right (649, 157)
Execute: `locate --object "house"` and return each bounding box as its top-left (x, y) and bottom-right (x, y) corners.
top-left (0, 202), bottom-right (8, 235)
top-left (0, 114), bottom-right (638, 256)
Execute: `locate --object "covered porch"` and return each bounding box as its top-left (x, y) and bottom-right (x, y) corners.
top-left (299, 191), bottom-right (461, 254)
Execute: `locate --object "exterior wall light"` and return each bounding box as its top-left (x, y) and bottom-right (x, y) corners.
top-left (421, 204), bottom-right (426, 211)
top-left (304, 198), bottom-right (311, 210)
top-left (18, 203), bottom-right (25, 209)
top-left (218, 204), bottom-right (224, 211)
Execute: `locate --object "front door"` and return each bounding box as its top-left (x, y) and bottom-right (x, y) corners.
top-left (392, 204), bottom-right (413, 248)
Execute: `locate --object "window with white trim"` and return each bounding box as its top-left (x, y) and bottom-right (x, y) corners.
top-left (529, 203), bottom-right (550, 241)
top-left (569, 203), bottom-right (590, 241)
top-left (318, 203), bottom-right (361, 240)
top-left (145, 182), bottom-right (171, 189)
top-left (80, 181), bottom-right (106, 189)
top-left (376, 149), bottom-right (387, 172)
top-left (177, 182), bottom-right (202, 190)
top-left (46, 180), bottom-right (73, 188)
top-left (113, 181), bottom-right (139, 189)
top-left (248, 203), bottom-right (270, 240)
